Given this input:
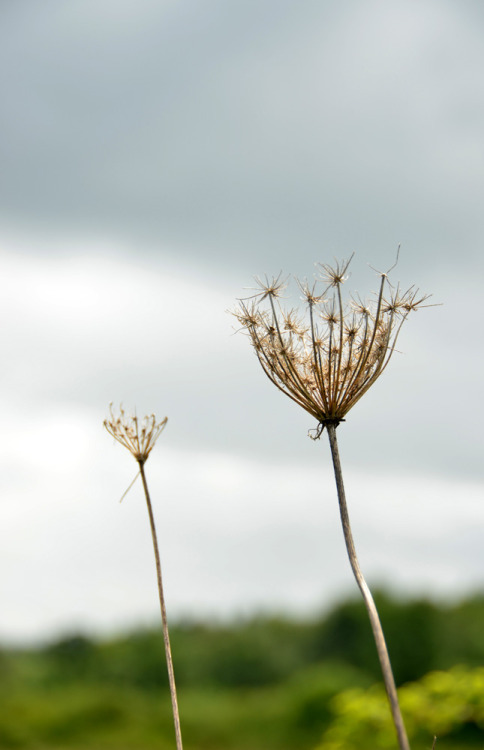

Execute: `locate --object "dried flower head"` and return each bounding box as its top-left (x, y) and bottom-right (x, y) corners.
top-left (233, 255), bottom-right (431, 437)
top-left (104, 404), bottom-right (168, 463)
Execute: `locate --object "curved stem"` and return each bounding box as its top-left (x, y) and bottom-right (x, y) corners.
top-left (325, 424), bottom-right (410, 750)
top-left (138, 462), bottom-right (184, 750)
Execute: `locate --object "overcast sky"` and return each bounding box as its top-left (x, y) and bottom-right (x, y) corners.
top-left (1, 0), bottom-right (483, 644)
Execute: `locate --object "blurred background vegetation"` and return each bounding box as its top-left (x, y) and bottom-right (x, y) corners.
top-left (1, 591), bottom-right (484, 750)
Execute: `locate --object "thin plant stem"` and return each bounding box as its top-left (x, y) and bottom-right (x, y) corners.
top-left (326, 423), bottom-right (410, 750)
top-left (138, 461), bottom-right (183, 750)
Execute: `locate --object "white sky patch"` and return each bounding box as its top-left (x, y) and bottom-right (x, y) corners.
top-left (0, 403), bottom-right (482, 644)
top-left (0, 239), bottom-right (237, 405)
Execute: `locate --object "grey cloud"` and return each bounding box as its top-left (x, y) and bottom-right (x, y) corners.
top-left (2, 1), bottom-right (484, 278)
top-left (0, 0), bottom-right (482, 479)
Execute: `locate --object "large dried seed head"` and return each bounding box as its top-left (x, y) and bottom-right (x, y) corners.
top-left (104, 404), bottom-right (168, 463)
top-left (233, 254), bottom-right (431, 435)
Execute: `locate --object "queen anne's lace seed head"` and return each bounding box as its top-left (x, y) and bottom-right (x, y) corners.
top-left (104, 404), bottom-right (168, 463)
top-left (233, 255), bottom-right (431, 437)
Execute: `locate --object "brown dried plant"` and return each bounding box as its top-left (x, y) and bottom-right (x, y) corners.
top-left (233, 254), bottom-right (432, 750)
top-left (104, 404), bottom-right (168, 463)
top-left (234, 253), bottom-right (429, 437)
top-left (104, 405), bottom-right (183, 750)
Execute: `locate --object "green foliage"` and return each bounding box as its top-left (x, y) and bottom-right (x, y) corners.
top-left (1, 592), bottom-right (484, 749)
top-left (309, 593), bottom-right (442, 684)
top-left (316, 665), bottom-right (484, 750)
top-left (286, 661), bottom-right (373, 743)
top-left (44, 636), bottom-right (99, 683)
top-left (437, 595), bottom-right (484, 668)
top-left (0, 685), bottom-right (176, 749)
top-left (0, 671), bottom-right (362, 750)
top-left (170, 617), bottom-right (317, 688)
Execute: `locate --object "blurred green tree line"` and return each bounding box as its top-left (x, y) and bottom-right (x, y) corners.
top-left (1, 591), bottom-right (483, 749)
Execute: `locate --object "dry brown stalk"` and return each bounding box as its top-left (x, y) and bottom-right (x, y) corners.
top-left (104, 405), bottom-right (183, 750)
top-left (233, 254), bottom-right (432, 750)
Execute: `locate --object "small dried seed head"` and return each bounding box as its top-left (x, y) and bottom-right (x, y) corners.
top-left (104, 404), bottom-right (168, 463)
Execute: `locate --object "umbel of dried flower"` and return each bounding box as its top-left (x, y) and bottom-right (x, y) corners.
top-left (234, 254), bottom-right (430, 437)
top-left (104, 403), bottom-right (168, 463)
